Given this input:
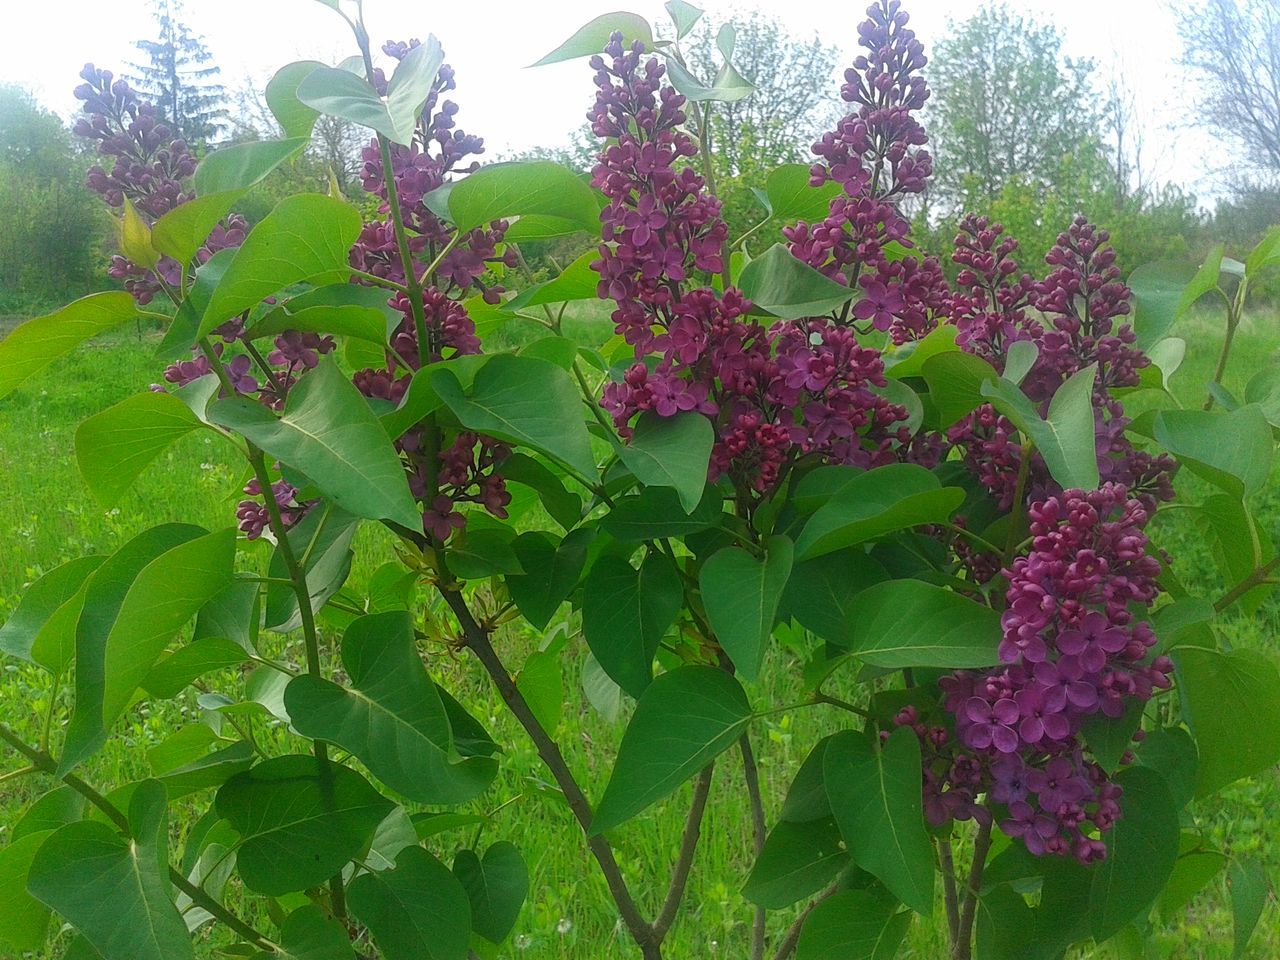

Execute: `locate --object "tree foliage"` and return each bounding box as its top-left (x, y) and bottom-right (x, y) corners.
top-left (129, 0), bottom-right (227, 145)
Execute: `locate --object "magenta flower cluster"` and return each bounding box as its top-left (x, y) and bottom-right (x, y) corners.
top-left (349, 41), bottom-right (512, 540)
top-left (942, 216), bottom-right (1177, 513)
top-left (906, 485), bottom-right (1173, 861)
top-left (782, 0), bottom-right (950, 344)
top-left (589, 30), bottom-right (910, 493)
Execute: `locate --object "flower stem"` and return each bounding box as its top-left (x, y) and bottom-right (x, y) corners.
top-left (741, 734), bottom-right (768, 960)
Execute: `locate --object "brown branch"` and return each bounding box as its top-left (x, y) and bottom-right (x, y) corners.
top-left (437, 586), bottom-right (660, 958)
top-left (954, 818), bottom-right (993, 960)
top-left (741, 734), bottom-right (769, 960)
top-left (771, 880), bottom-right (842, 960)
top-left (652, 764), bottom-right (715, 938)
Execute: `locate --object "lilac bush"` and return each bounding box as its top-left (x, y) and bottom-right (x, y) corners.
top-left (0, 2), bottom-right (1275, 960)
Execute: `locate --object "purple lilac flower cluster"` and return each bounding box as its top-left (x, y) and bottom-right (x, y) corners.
top-left (783, 1), bottom-right (950, 345)
top-left (590, 27), bottom-right (910, 493)
top-left (349, 42), bottom-right (512, 540)
top-left (73, 64), bottom-right (340, 538)
top-left (904, 485), bottom-right (1173, 862)
top-left (943, 216), bottom-right (1176, 513)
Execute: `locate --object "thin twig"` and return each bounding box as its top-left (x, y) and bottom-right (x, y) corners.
top-left (939, 837), bottom-right (960, 945)
top-left (653, 765), bottom-right (715, 937)
top-left (954, 817), bottom-right (993, 960)
top-left (771, 880), bottom-right (842, 960)
top-left (741, 734), bottom-right (768, 960)
top-left (1214, 554), bottom-right (1280, 612)
top-left (436, 586), bottom-right (660, 958)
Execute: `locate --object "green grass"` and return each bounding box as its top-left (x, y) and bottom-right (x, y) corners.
top-left (0, 308), bottom-right (1277, 960)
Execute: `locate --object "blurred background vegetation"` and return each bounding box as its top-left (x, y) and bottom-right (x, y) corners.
top-left (4, 0), bottom-right (1280, 317)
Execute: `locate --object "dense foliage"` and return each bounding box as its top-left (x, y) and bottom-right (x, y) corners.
top-left (0, 2), bottom-right (1277, 959)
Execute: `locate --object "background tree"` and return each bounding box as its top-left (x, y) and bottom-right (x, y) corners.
top-left (1177, 0), bottom-right (1280, 173)
top-left (0, 85), bottom-right (101, 309)
top-left (926, 5), bottom-right (1103, 211)
top-left (678, 12), bottom-right (843, 239)
top-left (129, 0), bottom-right (226, 145)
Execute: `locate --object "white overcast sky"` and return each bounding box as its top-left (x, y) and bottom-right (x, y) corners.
top-left (1, 0), bottom-right (1227, 204)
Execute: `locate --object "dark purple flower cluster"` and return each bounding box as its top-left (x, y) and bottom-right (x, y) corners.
top-left (73, 63), bottom-right (243, 306)
top-left (349, 44), bottom-right (513, 541)
top-left (590, 29), bottom-right (910, 493)
top-left (945, 216), bottom-right (1176, 512)
top-left (908, 484), bottom-right (1174, 861)
top-left (351, 40), bottom-right (515, 302)
top-left (235, 474), bottom-right (309, 540)
top-left (782, 1), bottom-right (949, 343)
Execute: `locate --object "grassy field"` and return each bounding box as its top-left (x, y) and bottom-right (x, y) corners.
top-left (0, 307), bottom-right (1277, 959)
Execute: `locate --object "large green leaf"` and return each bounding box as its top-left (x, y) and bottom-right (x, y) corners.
top-left (763, 163), bottom-right (842, 224)
top-left (197, 194), bottom-right (361, 341)
top-left (1087, 766), bottom-right (1180, 941)
top-left (446, 161), bottom-right (600, 233)
top-left (75, 392), bottom-right (207, 506)
top-left (430, 354), bottom-right (596, 478)
top-left (258, 904), bottom-right (354, 960)
top-left (211, 361), bottom-right (419, 528)
top-left (983, 364), bottom-right (1100, 491)
top-left (1134, 726), bottom-right (1198, 811)
top-left (0, 292), bottom-right (144, 400)
top-left (1229, 858), bottom-right (1268, 959)
top-left (61, 527), bottom-right (235, 773)
top-left (0, 556), bottom-right (103, 669)
top-left (27, 781), bottom-right (193, 960)
top-left (501, 250), bottom-right (598, 311)
top-left (884, 324), bottom-right (960, 380)
top-left (0, 831), bottom-right (52, 952)
top-left (794, 463), bottom-right (963, 561)
top-left (665, 56), bottom-right (755, 103)
top-left (215, 754), bottom-right (394, 895)
top-left (617, 411), bottom-right (713, 513)
top-left (738, 243), bottom-right (855, 319)
top-left (795, 889), bottom-right (911, 960)
top-left (824, 728), bottom-right (934, 914)
top-left (452, 841), bottom-right (529, 944)
top-left (246, 284), bottom-right (397, 345)
top-left (297, 40), bottom-right (444, 145)
top-left (532, 12), bottom-right (654, 65)
top-left (152, 138), bottom-right (308, 264)
top-left (921, 351), bottom-right (1000, 428)
top-left (142, 637), bottom-right (250, 699)
top-left (384, 38), bottom-right (447, 144)
top-left (1176, 646), bottom-right (1280, 796)
top-left (285, 612), bottom-right (496, 804)
top-left (264, 506), bottom-right (359, 631)
top-left (976, 884), bottom-right (1037, 960)
top-left (842, 580), bottom-right (1002, 668)
top-left (602, 485), bottom-right (722, 542)
top-left (782, 548), bottom-right (887, 646)
top-left (665, 0), bottom-right (703, 38)
top-left (700, 535), bottom-right (793, 680)
top-left (506, 529), bottom-right (592, 630)
top-left (1157, 845), bottom-right (1227, 922)
top-left (743, 817), bottom-right (849, 909)
top-left (1127, 260), bottom-right (1196, 349)
top-left (265, 61), bottom-right (325, 138)
top-left (347, 846), bottom-right (472, 960)
top-left (1152, 405), bottom-right (1273, 498)
top-left (582, 552), bottom-right (683, 698)
top-left (591, 666), bottom-right (752, 835)
top-left (13, 787), bottom-right (86, 842)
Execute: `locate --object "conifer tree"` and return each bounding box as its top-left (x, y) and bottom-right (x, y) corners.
top-left (129, 0), bottom-right (226, 145)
